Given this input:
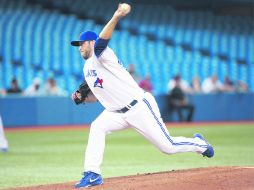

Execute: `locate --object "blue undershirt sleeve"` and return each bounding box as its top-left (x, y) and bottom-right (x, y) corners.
top-left (94, 38), bottom-right (109, 57)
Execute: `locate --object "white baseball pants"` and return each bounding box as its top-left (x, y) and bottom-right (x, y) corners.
top-left (0, 115), bottom-right (8, 149)
top-left (84, 92), bottom-right (207, 174)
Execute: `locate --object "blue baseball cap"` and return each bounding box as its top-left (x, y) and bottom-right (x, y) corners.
top-left (71, 31), bottom-right (98, 46)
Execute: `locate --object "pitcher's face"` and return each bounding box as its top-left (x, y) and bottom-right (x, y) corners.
top-left (79, 41), bottom-right (93, 60)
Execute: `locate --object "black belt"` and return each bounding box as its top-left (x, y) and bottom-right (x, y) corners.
top-left (116, 100), bottom-right (138, 113)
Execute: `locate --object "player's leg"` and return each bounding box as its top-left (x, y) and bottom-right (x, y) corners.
top-left (84, 110), bottom-right (128, 174)
top-left (175, 105), bottom-right (184, 121)
top-left (126, 92), bottom-right (211, 156)
top-left (0, 115), bottom-right (8, 152)
top-left (186, 104), bottom-right (195, 121)
top-left (75, 110), bottom-right (128, 188)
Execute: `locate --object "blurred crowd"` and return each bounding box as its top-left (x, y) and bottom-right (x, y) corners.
top-left (128, 63), bottom-right (249, 94)
top-left (0, 77), bottom-right (67, 96)
top-left (0, 64), bottom-right (249, 97)
top-left (168, 74), bottom-right (248, 94)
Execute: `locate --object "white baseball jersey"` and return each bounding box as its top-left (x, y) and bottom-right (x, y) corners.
top-left (81, 42), bottom-right (210, 175)
top-left (83, 46), bottom-right (144, 111)
top-left (0, 115), bottom-right (8, 150)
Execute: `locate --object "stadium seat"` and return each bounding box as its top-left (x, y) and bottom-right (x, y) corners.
top-left (0, 0), bottom-right (253, 94)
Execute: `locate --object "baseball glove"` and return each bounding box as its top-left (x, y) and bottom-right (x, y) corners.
top-left (72, 81), bottom-right (91, 105)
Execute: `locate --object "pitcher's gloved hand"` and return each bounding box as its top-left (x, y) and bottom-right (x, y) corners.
top-left (72, 81), bottom-right (91, 105)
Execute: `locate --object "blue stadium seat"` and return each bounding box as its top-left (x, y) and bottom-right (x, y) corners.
top-left (247, 37), bottom-right (254, 64)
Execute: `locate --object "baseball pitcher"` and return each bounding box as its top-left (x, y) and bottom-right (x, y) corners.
top-left (71, 3), bottom-right (214, 188)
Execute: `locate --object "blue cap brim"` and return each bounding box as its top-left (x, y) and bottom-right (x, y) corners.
top-left (71, 41), bottom-right (84, 46)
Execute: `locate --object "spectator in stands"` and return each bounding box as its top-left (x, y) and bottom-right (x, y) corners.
top-left (168, 74), bottom-right (192, 94)
top-left (0, 89), bottom-right (6, 96)
top-left (24, 78), bottom-right (42, 96)
top-left (168, 76), bottom-right (195, 122)
top-left (202, 74), bottom-right (223, 93)
top-left (0, 114), bottom-right (8, 152)
top-left (191, 76), bottom-right (202, 93)
top-left (7, 78), bottom-right (22, 94)
top-left (128, 63), bottom-right (140, 83)
top-left (235, 80), bottom-right (249, 93)
top-left (44, 77), bottom-right (64, 96)
top-left (222, 76), bottom-right (234, 92)
top-left (139, 75), bottom-right (153, 93)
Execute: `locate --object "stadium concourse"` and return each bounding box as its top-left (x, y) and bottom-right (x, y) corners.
top-left (0, 0), bottom-right (253, 95)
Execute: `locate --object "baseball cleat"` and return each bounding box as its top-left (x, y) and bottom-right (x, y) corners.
top-left (193, 133), bottom-right (214, 158)
top-left (75, 171), bottom-right (103, 188)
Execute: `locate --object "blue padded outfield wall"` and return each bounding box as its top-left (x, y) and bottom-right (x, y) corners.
top-left (157, 93), bottom-right (254, 122)
top-left (0, 96), bottom-right (104, 127)
top-left (0, 93), bottom-right (253, 127)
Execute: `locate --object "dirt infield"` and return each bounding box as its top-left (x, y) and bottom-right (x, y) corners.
top-left (8, 166), bottom-right (254, 190)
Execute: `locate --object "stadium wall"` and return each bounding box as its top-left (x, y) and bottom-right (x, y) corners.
top-left (0, 93), bottom-right (253, 127)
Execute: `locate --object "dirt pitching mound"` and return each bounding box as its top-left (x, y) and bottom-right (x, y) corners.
top-left (8, 166), bottom-right (254, 190)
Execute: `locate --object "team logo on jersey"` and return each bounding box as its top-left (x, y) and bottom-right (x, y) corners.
top-left (94, 77), bottom-right (103, 88)
top-left (86, 70), bottom-right (97, 77)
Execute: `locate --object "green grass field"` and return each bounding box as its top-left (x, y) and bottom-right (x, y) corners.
top-left (0, 124), bottom-right (254, 189)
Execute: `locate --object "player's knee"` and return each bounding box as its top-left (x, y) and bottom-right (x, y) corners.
top-left (159, 145), bottom-right (175, 155)
top-left (90, 120), bottom-right (107, 134)
top-left (90, 121), bottom-right (101, 132)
